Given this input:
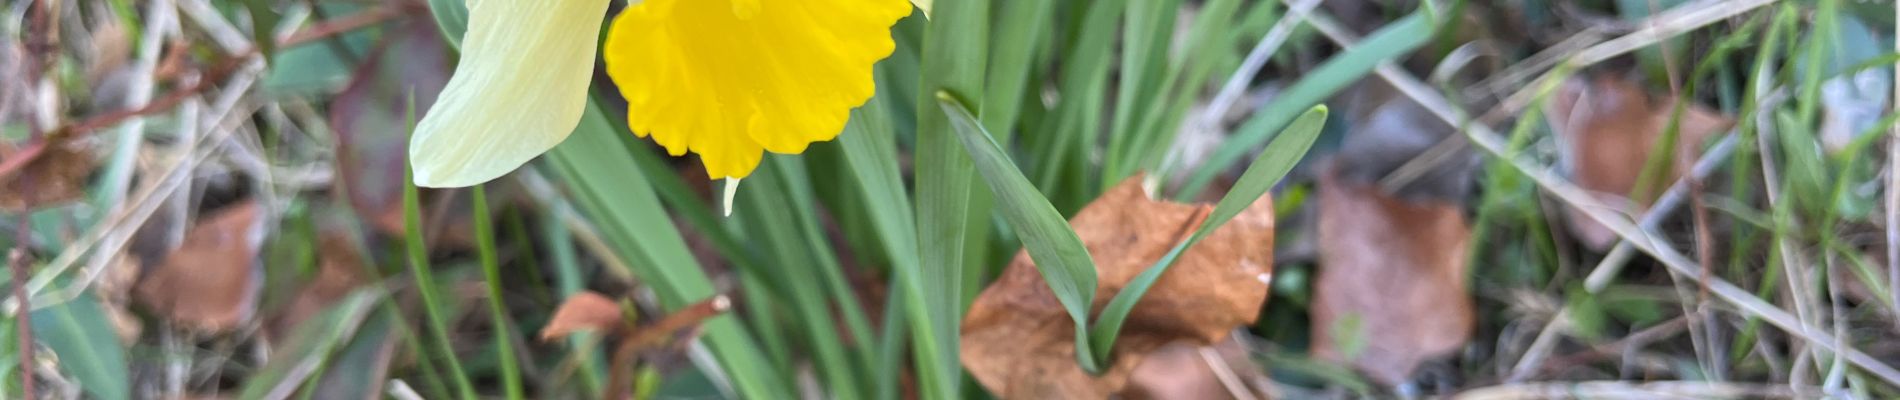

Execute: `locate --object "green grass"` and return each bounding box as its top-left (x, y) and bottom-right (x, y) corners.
top-left (19, 0), bottom-right (1900, 398)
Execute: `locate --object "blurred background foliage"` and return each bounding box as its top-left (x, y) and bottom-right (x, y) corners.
top-left (2, 0), bottom-right (1900, 398)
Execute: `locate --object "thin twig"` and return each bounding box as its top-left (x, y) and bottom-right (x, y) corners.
top-left (9, 0), bottom-right (64, 395)
top-left (1530, 317), bottom-right (1689, 377)
top-left (1456, 381), bottom-right (1820, 400)
top-left (9, 199), bottom-right (36, 400)
top-left (1582, 134), bottom-right (1739, 291)
top-left (1483, 0), bottom-right (1780, 126)
top-left (1198, 346), bottom-right (1259, 400)
top-left (1196, 0), bottom-right (1321, 130)
top-left (96, 0), bottom-right (174, 207)
top-left (606, 295), bottom-right (731, 400)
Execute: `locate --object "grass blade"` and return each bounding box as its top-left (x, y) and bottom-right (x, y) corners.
top-left (403, 125), bottom-right (478, 400)
top-left (1176, 10), bottom-right (1438, 199)
top-left (545, 95), bottom-right (789, 397)
top-left (1087, 106), bottom-right (1327, 362)
top-left (733, 158), bottom-right (865, 399)
top-left (912, 0), bottom-right (993, 395)
top-left (982, 0), bottom-right (1057, 141)
top-left (937, 92), bottom-right (1103, 372)
top-left (835, 82), bottom-right (927, 400)
top-left (470, 186), bottom-right (523, 400)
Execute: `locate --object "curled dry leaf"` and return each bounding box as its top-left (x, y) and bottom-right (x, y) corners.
top-left (1311, 166), bottom-right (1474, 386)
top-left (133, 200), bottom-right (264, 333)
top-left (0, 137), bottom-right (96, 211)
top-left (1545, 75), bottom-right (1731, 250)
top-left (961, 175), bottom-right (1274, 399)
top-left (540, 291), bottom-right (628, 341)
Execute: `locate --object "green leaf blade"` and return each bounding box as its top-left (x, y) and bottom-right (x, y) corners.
top-left (1088, 105), bottom-right (1327, 362)
top-left (936, 92), bottom-right (1102, 372)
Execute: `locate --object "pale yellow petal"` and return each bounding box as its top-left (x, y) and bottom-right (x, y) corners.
top-left (602, 0), bottom-right (910, 179)
top-left (911, 0), bottom-right (931, 17)
top-left (408, 0), bottom-right (607, 187)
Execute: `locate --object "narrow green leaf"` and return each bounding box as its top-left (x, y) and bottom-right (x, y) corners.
top-left (426, 0), bottom-right (469, 49)
top-left (733, 158), bottom-right (865, 400)
top-left (1104, 0), bottom-right (1180, 185)
top-left (241, 0), bottom-right (281, 63)
top-left (235, 290), bottom-right (382, 400)
top-left (303, 305), bottom-right (400, 400)
top-left (911, 0), bottom-right (993, 395)
top-left (545, 96), bottom-right (789, 397)
top-left (937, 91), bottom-right (1103, 372)
top-left (1125, 0), bottom-right (1265, 180)
top-left (1177, 11), bottom-right (1437, 199)
top-left (835, 84), bottom-right (928, 400)
top-left (1030, 0), bottom-right (1124, 205)
top-left (471, 186), bottom-right (523, 400)
top-left (1088, 106), bottom-right (1327, 362)
top-left (982, 0), bottom-right (1057, 141)
top-left (403, 101), bottom-right (479, 400)
top-left (30, 293), bottom-right (129, 400)
top-left (543, 203), bottom-right (604, 396)
top-left (770, 156), bottom-right (880, 385)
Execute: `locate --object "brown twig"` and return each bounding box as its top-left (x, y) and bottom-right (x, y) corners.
top-left (605, 295), bottom-right (732, 400)
top-left (10, 0), bottom-right (64, 395)
top-left (9, 215), bottom-right (35, 400)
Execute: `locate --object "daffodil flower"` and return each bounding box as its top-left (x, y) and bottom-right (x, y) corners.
top-left (409, 0), bottom-right (917, 189)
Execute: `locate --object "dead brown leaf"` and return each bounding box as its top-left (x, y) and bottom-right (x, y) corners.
top-left (0, 138), bottom-right (95, 211)
top-left (540, 291), bottom-right (629, 341)
top-left (1545, 75), bottom-right (1731, 250)
top-left (1310, 166), bottom-right (1474, 386)
top-left (961, 175), bottom-right (1274, 399)
top-left (134, 201), bottom-right (263, 333)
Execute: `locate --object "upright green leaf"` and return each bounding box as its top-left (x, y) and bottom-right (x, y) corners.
top-left (1177, 11), bottom-right (1438, 198)
top-left (733, 158), bottom-right (866, 399)
top-left (1088, 106), bottom-right (1327, 362)
top-left (982, 0), bottom-right (1057, 141)
top-left (30, 293), bottom-right (129, 400)
top-left (470, 186), bottom-right (523, 400)
top-left (546, 95), bottom-right (789, 397)
top-left (937, 92), bottom-right (1103, 372)
top-left (1029, 0), bottom-right (1124, 206)
top-left (1103, 0), bottom-right (1180, 185)
top-left (911, 0), bottom-right (993, 396)
top-left (835, 80), bottom-right (927, 400)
